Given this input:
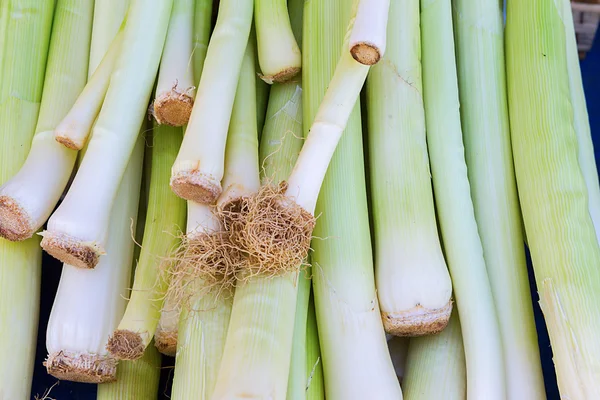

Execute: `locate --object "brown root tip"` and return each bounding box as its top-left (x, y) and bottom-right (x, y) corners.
top-left (0, 196), bottom-right (34, 241)
top-left (153, 90), bottom-right (194, 127)
top-left (106, 330), bottom-right (146, 360)
top-left (170, 170), bottom-right (222, 204)
top-left (55, 135), bottom-right (83, 150)
top-left (383, 300), bottom-right (453, 337)
top-left (220, 184), bottom-right (315, 278)
top-left (260, 66), bottom-right (301, 84)
top-left (44, 351), bottom-right (117, 383)
top-left (40, 231), bottom-right (102, 269)
top-left (154, 330), bottom-right (177, 357)
top-left (350, 43), bottom-right (381, 65)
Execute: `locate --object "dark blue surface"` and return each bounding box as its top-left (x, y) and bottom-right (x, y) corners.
top-left (29, 30), bottom-right (600, 400)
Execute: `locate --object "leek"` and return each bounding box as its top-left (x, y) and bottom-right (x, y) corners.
top-left (0, 2), bottom-right (54, 396)
top-left (254, 0), bottom-right (301, 83)
top-left (89, 0), bottom-right (131, 76)
top-left (97, 343), bottom-right (162, 399)
top-left (562, 0), bottom-right (600, 241)
top-left (420, 0), bottom-right (505, 397)
top-left (193, 0), bottom-right (213, 84)
top-left (45, 135), bottom-right (144, 383)
top-left (54, 28), bottom-right (125, 150)
top-left (0, 0), bottom-right (93, 241)
top-left (170, 0), bottom-right (254, 205)
top-left (366, 0), bottom-right (452, 336)
top-left (154, 291), bottom-right (180, 357)
top-left (303, 0), bottom-right (401, 398)
top-left (153, 0), bottom-right (196, 127)
top-left (108, 124), bottom-right (186, 360)
top-left (402, 310), bottom-right (466, 399)
top-left (452, 0), bottom-right (546, 396)
top-left (41, 0), bottom-right (173, 269)
top-left (506, 0), bottom-right (600, 397)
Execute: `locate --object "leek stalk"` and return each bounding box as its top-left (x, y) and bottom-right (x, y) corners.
top-left (45, 135), bottom-right (144, 383)
top-left (402, 310), bottom-right (466, 399)
top-left (506, 0), bottom-right (600, 397)
top-left (108, 124), bottom-right (186, 360)
top-left (41, 0), bottom-right (173, 269)
top-left (452, 0), bottom-right (546, 396)
top-left (0, 1), bottom-right (54, 397)
top-left (153, 0), bottom-right (196, 127)
top-left (0, 0), bottom-right (93, 241)
top-left (303, 0), bottom-right (401, 398)
top-left (88, 0), bottom-right (131, 76)
top-left (420, 0), bottom-right (505, 396)
top-left (170, 0), bottom-right (254, 205)
top-left (366, 0), bottom-right (452, 336)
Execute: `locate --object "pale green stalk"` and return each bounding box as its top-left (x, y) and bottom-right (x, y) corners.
top-left (89, 0), bottom-right (131, 76)
top-left (255, 0), bottom-right (301, 83)
top-left (420, 0), bottom-right (504, 397)
top-left (561, 0), bottom-right (600, 242)
top-left (305, 291), bottom-right (324, 400)
top-left (171, 0), bottom-right (254, 205)
top-left (42, 0), bottom-right (173, 269)
top-left (108, 124), bottom-right (186, 360)
top-left (452, 0), bottom-right (546, 397)
top-left (506, 0), bottom-right (600, 397)
top-left (173, 37), bottom-right (260, 400)
top-left (0, 2), bottom-right (65, 397)
top-left (97, 343), bottom-right (161, 399)
top-left (304, 0), bottom-right (401, 398)
top-left (367, 0), bottom-right (452, 336)
top-left (402, 310), bottom-right (466, 399)
top-left (0, 0), bottom-right (93, 241)
top-left (193, 0), bottom-right (214, 84)
top-left (287, 269), bottom-right (311, 400)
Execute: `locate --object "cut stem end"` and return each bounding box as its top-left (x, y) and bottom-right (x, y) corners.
top-left (170, 170), bottom-right (222, 204)
top-left (382, 300), bottom-right (453, 336)
top-left (55, 133), bottom-right (85, 150)
top-left (40, 231), bottom-right (103, 269)
top-left (260, 66), bottom-right (301, 85)
top-left (154, 329), bottom-right (177, 357)
top-left (44, 351), bottom-right (117, 383)
top-left (0, 196), bottom-right (34, 241)
top-left (153, 89), bottom-right (194, 127)
top-left (106, 330), bottom-right (146, 360)
top-left (350, 43), bottom-right (381, 65)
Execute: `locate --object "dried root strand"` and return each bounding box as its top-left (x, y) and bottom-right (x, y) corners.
top-left (219, 183), bottom-right (316, 278)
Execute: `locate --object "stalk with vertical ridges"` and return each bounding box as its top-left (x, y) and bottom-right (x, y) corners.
top-left (88, 0), bottom-right (131, 76)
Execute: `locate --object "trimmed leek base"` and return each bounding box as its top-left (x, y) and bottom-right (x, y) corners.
top-left (45, 351), bottom-right (117, 383)
top-left (97, 343), bottom-right (162, 399)
top-left (171, 288), bottom-right (233, 399)
top-left (153, 0), bottom-right (195, 127)
top-left (154, 293), bottom-right (180, 357)
top-left (402, 310), bottom-right (466, 399)
top-left (212, 273), bottom-right (299, 399)
top-left (254, 0), bottom-right (302, 83)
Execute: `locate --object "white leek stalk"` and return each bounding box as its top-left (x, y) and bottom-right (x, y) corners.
top-left (349, 0), bottom-right (390, 65)
top-left (89, 0), bottom-right (131, 76)
top-left (366, 0), bottom-right (452, 336)
top-left (0, 1), bottom-right (54, 397)
top-left (402, 310), bottom-right (466, 399)
top-left (452, 0), bottom-right (546, 397)
top-left (153, 0), bottom-right (196, 127)
top-left (506, 0), bottom-right (600, 397)
top-left (108, 124), bottom-right (186, 360)
top-left (97, 343), bottom-right (162, 399)
top-left (45, 136), bottom-right (144, 383)
top-left (302, 0), bottom-right (401, 398)
top-left (55, 29), bottom-right (125, 150)
top-left (41, 0), bottom-right (173, 270)
top-left (170, 0), bottom-right (254, 205)
top-left (0, 0), bottom-right (93, 242)
top-left (420, 0), bottom-right (505, 397)
top-left (254, 0), bottom-right (301, 83)
top-left (562, 0), bottom-right (600, 241)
